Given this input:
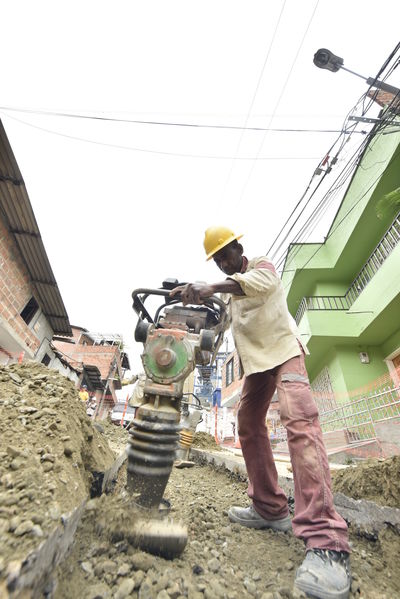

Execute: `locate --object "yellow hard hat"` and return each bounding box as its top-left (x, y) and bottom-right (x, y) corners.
top-left (203, 226), bottom-right (243, 261)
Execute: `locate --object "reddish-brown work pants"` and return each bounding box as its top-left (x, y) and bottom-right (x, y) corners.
top-left (238, 350), bottom-right (350, 552)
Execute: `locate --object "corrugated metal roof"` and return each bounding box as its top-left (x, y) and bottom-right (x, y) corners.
top-left (0, 120), bottom-right (72, 335)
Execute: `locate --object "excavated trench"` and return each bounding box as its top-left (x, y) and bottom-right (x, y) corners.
top-left (1, 363), bottom-right (400, 599)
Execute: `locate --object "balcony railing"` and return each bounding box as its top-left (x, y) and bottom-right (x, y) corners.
top-left (295, 211), bottom-right (400, 325)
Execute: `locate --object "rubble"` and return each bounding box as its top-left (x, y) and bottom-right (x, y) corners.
top-left (192, 432), bottom-right (222, 452)
top-left (332, 455), bottom-right (400, 508)
top-left (53, 461), bottom-right (400, 599)
top-left (0, 362), bottom-right (116, 596)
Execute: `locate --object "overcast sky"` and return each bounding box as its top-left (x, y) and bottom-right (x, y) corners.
top-left (1, 1), bottom-right (399, 372)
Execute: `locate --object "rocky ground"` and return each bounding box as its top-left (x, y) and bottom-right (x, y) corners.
top-left (54, 457), bottom-right (400, 599)
top-left (1, 362), bottom-right (400, 599)
top-left (0, 362), bottom-right (115, 593)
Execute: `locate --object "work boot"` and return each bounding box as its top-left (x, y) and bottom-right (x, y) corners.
top-left (228, 505), bottom-right (291, 531)
top-left (294, 549), bottom-right (351, 599)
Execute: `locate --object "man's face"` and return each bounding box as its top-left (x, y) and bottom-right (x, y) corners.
top-left (213, 243), bottom-right (243, 276)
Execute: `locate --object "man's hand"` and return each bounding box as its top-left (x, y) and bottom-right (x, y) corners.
top-left (170, 283), bottom-right (215, 305)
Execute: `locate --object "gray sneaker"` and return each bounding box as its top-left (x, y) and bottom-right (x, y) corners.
top-left (228, 505), bottom-right (292, 531)
top-left (294, 549), bottom-right (351, 599)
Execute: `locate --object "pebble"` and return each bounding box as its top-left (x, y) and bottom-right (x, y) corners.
top-left (243, 578), bottom-right (257, 596)
top-left (115, 577), bottom-right (135, 599)
top-left (134, 570), bottom-right (145, 589)
top-left (9, 373), bottom-right (22, 384)
top-left (64, 445), bottom-right (73, 457)
top-left (101, 560), bottom-right (116, 574)
top-left (10, 458), bottom-right (23, 471)
top-left (117, 563), bottom-right (131, 576)
top-left (81, 561), bottom-right (93, 575)
top-left (138, 580), bottom-right (154, 599)
top-left (0, 518), bottom-right (10, 534)
top-left (14, 520), bottom-right (34, 536)
top-left (131, 552), bottom-right (156, 572)
top-left (42, 462), bottom-right (54, 473)
top-left (32, 525), bottom-right (44, 537)
top-left (207, 557), bottom-right (220, 573)
top-left (6, 445), bottom-right (22, 458)
top-left (252, 570), bottom-right (262, 581)
top-left (157, 591), bottom-right (170, 599)
top-left (285, 560), bottom-right (294, 571)
top-left (87, 583), bottom-right (111, 599)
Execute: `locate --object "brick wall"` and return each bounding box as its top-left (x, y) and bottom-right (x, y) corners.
top-left (0, 219), bottom-right (40, 353)
top-left (52, 340), bottom-right (120, 379)
top-left (221, 349), bottom-right (243, 401)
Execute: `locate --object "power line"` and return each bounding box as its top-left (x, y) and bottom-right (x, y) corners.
top-left (0, 111), bottom-right (322, 161)
top-left (237, 0), bottom-right (320, 204)
top-left (0, 105), bottom-right (358, 135)
top-left (222, 0), bottom-right (287, 195)
top-left (281, 142), bottom-right (400, 287)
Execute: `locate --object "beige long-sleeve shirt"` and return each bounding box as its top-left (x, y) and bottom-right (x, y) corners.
top-left (227, 256), bottom-right (306, 376)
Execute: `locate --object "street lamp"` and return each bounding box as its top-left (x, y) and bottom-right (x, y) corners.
top-left (313, 48), bottom-right (400, 96)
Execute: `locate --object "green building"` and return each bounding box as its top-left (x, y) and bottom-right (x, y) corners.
top-left (282, 103), bottom-right (400, 403)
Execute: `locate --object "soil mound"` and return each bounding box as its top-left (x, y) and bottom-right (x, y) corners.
top-left (332, 455), bottom-right (400, 508)
top-left (192, 432), bottom-right (221, 451)
top-left (97, 417), bottom-right (130, 455)
top-left (0, 361), bottom-right (115, 571)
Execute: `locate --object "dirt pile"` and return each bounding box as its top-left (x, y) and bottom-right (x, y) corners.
top-left (192, 432), bottom-right (221, 452)
top-left (332, 456), bottom-right (400, 508)
top-left (54, 462), bottom-right (400, 599)
top-left (96, 418), bottom-right (130, 456)
top-left (0, 361), bottom-right (115, 572)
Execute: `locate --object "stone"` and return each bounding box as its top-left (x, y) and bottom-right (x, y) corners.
top-left (0, 518), bottom-right (10, 534)
top-left (10, 458), bottom-right (23, 471)
top-left (32, 525), bottom-right (44, 537)
top-left (14, 520), bottom-right (34, 536)
top-left (207, 557), bottom-right (220, 573)
top-left (6, 445), bottom-right (22, 458)
top-left (117, 563), bottom-right (131, 576)
top-left (115, 577), bottom-right (135, 599)
top-left (243, 579), bottom-right (257, 595)
top-left (157, 591), bottom-right (170, 599)
top-left (81, 561), bottom-right (94, 575)
top-left (42, 462), bottom-right (54, 472)
top-left (9, 373), bottom-right (22, 384)
top-left (131, 552), bottom-right (156, 572)
top-left (285, 560), bottom-right (294, 571)
top-left (139, 580), bottom-right (154, 599)
top-left (64, 445), bottom-right (74, 457)
top-left (101, 560), bottom-right (116, 573)
top-left (87, 583), bottom-right (112, 599)
top-left (166, 582), bottom-right (181, 598)
top-left (134, 570), bottom-right (145, 589)
top-left (252, 570), bottom-right (262, 581)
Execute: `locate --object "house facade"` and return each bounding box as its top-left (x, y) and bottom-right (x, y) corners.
top-left (282, 106), bottom-right (400, 402)
top-left (53, 326), bottom-right (130, 417)
top-left (0, 120), bottom-right (72, 366)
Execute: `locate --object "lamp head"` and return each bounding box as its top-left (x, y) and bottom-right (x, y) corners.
top-left (313, 48), bottom-right (344, 72)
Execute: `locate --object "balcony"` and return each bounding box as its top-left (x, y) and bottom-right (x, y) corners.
top-left (295, 211), bottom-right (400, 325)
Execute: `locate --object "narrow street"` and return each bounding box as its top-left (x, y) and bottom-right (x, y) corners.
top-left (54, 456), bottom-right (400, 599)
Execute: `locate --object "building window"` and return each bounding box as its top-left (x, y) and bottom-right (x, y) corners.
top-left (41, 353), bottom-right (51, 366)
top-left (20, 297), bottom-right (39, 325)
top-left (226, 358), bottom-right (234, 386)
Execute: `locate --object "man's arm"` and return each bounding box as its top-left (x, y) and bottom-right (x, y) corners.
top-left (170, 280), bottom-right (244, 305)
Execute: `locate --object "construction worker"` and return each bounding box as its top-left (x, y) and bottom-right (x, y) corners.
top-left (79, 384), bottom-right (89, 403)
top-left (171, 226), bottom-right (351, 599)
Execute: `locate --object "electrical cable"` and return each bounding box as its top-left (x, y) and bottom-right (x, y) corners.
top-left (269, 44), bottom-right (400, 268)
top-left (222, 0), bottom-right (287, 195)
top-left (0, 105), bottom-right (356, 135)
top-left (237, 0), bottom-right (320, 204)
top-left (0, 111), bottom-right (322, 161)
top-left (281, 143), bottom-right (400, 287)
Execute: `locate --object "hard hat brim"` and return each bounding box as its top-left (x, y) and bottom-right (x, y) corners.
top-left (206, 233), bottom-right (243, 261)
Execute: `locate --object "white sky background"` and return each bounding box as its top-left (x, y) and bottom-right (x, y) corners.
top-left (1, 0), bottom-right (399, 372)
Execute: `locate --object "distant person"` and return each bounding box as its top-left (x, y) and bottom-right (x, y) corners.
top-left (79, 384), bottom-right (89, 403)
top-left (171, 226), bottom-right (351, 599)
